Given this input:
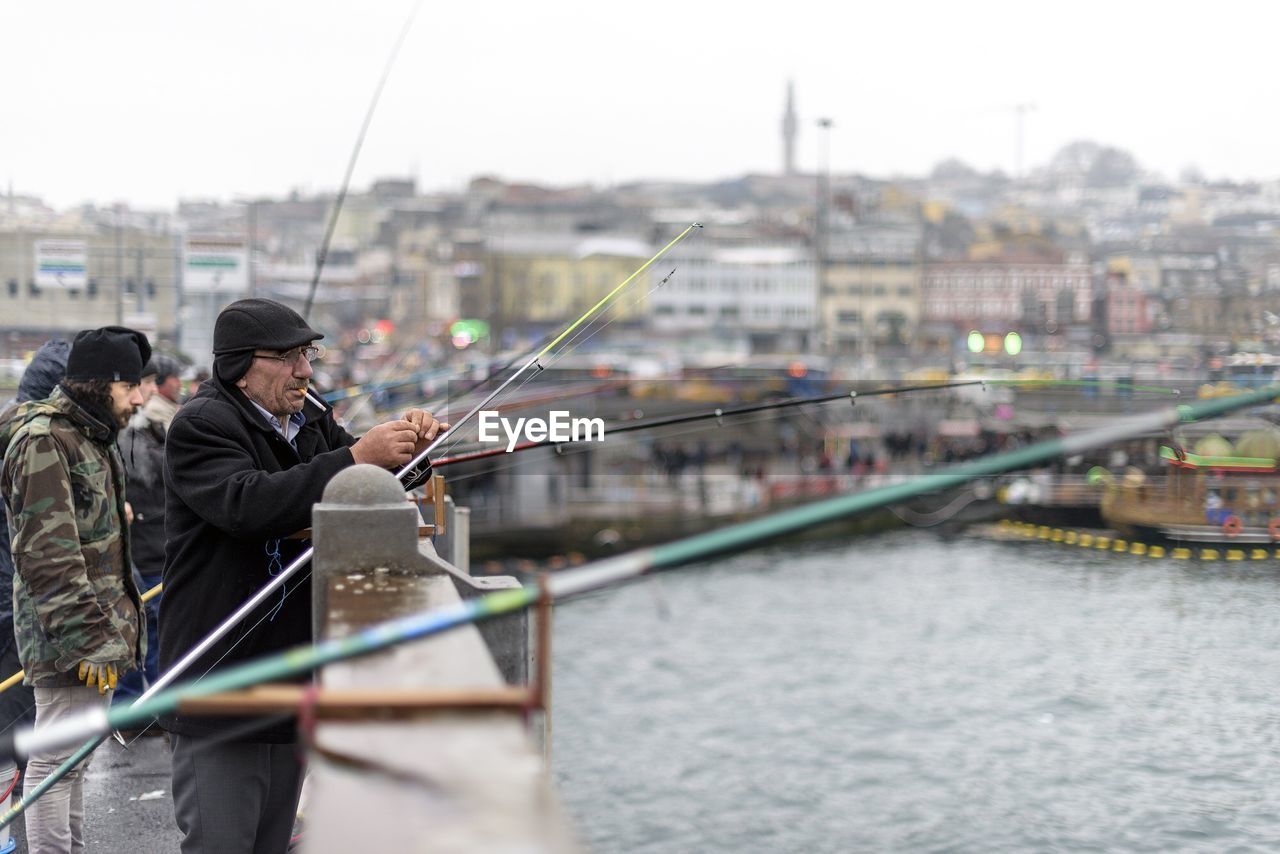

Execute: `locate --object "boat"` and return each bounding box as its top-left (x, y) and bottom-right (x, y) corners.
top-left (1101, 430), bottom-right (1280, 544)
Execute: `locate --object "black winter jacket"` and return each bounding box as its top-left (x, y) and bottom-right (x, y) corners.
top-left (159, 376), bottom-right (421, 741)
top-left (119, 413), bottom-right (167, 576)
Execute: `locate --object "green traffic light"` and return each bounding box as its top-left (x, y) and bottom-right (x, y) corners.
top-left (1004, 332), bottom-right (1023, 355)
top-left (967, 330), bottom-right (984, 354)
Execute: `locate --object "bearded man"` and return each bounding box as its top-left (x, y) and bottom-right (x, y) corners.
top-left (0, 326), bottom-right (150, 854)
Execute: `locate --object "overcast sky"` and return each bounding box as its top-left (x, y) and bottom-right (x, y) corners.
top-left (2, 1), bottom-right (1276, 210)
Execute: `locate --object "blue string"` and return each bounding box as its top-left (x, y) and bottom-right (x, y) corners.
top-left (265, 539), bottom-right (286, 620)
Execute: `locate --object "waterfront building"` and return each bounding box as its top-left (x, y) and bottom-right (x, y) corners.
top-left (921, 252), bottom-right (1092, 347)
top-left (0, 223), bottom-right (179, 358)
top-left (479, 233), bottom-right (654, 347)
top-left (650, 244), bottom-right (817, 353)
top-left (821, 223), bottom-right (922, 355)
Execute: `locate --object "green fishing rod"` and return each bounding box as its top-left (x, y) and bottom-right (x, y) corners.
top-left (4, 381), bottom-right (1275, 809)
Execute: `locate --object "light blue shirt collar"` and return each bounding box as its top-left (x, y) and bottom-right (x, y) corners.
top-left (250, 401), bottom-right (305, 447)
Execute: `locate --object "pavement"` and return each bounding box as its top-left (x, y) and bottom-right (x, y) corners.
top-left (7, 730), bottom-right (180, 853)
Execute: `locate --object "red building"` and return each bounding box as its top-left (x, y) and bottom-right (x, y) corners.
top-left (922, 256), bottom-right (1092, 332)
top-left (1103, 271), bottom-right (1153, 335)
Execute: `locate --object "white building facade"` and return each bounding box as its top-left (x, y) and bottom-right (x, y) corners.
top-left (649, 246), bottom-right (817, 352)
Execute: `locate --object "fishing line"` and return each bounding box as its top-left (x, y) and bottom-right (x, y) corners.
top-left (549, 265), bottom-right (680, 362)
top-left (117, 564), bottom-right (316, 748)
top-left (338, 344), bottom-right (421, 430)
top-left (421, 225), bottom-right (701, 460)
top-left (532, 220), bottom-right (706, 377)
top-left (0, 0), bottom-right (434, 824)
top-left (435, 380), bottom-right (985, 475)
top-left (151, 223), bottom-right (703, 703)
top-left (438, 395), bottom-right (904, 486)
top-left (14, 379), bottom-right (1280, 797)
top-left (433, 377), bottom-right (1180, 488)
top-left (302, 0), bottom-right (423, 320)
top-left (423, 267), bottom-right (685, 459)
top-left (888, 490), bottom-right (985, 527)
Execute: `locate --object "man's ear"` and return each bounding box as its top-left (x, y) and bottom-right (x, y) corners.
top-left (236, 376), bottom-right (248, 389)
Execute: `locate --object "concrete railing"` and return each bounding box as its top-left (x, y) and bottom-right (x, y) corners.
top-left (303, 464), bottom-right (576, 853)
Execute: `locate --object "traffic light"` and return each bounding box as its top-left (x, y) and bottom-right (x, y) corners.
top-left (966, 329), bottom-right (1022, 355)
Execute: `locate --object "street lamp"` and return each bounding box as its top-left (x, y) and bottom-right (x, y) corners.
top-left (815, 118), bottom-right (833, 356)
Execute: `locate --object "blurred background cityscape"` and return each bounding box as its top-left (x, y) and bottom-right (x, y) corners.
top-left (4, 83), bottom-right (1278, 388)
top-left (9, 8), bottom-right (1280, 848)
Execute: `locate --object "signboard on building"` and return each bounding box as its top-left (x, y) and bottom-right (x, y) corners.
top-left (184, 236), bottom-right (248, 294)
top-left (34, 240), bottom-right (88, 288)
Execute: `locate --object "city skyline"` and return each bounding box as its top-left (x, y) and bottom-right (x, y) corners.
top-left (3, 0), bottom-right (1277, 210)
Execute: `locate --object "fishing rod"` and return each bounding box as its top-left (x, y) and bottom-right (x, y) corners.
top-left (0, 4), bottom-right (437, 822)
top-left (0, 223), bottom-right (703, 826)
top-left (301, 1), bottom-right (422, 320)
top-left (432, 379), bottom-right (987, 467)
top-left (370, 371), bottom-right (1185, 437)
top-left (430, 377), bottom-right (1182, 468)
top-left (145, 221), bottom-right (703, 705)
top-left (358, 264), bottom-right (689, 443)
top-left (6, 380), bottom-right (1278, 791)
top-left (322, 366), bottom-right (451, 404)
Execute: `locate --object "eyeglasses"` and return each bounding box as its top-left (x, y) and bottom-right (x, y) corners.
top-left (252, 345), bottom-right (322, 366)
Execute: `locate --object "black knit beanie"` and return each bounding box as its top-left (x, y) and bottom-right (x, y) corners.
top-left (212, 298), bottom-right (322, 383)
top-left (64, 326), bottom-right (152, 384)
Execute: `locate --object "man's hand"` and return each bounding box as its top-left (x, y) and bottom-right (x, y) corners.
top-left (403, 409), bottom-right (448, 453)
top-left (351, 420), bottom-right (424, 468)
top-left (351, 410), bottom-right (448, 468)
top-left (78, 661), bottom-right (117, 695)
top-left (124, 501), bottom-right (134, 525)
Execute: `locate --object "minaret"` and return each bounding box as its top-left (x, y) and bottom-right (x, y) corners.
top-left (782, 80), bottom-right (797, 176)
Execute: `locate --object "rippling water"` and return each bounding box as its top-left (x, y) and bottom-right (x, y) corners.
top-left (552, 530), bottom-right (1280, 852)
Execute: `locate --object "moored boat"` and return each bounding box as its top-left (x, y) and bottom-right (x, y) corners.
top-left (1102, 433), bottom-right (1280, 544)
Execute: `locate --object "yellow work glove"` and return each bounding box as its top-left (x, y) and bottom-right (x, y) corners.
top-left (77, 661), bottom-right (118, 695)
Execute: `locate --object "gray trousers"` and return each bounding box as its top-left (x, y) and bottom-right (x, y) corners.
top-left (170, 734), bottom-right (304, 854)
top-left (24, 684), bottom-right (111, 854)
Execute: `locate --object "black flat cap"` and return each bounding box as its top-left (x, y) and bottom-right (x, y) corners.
top-left (212, 298), bottom-right (323, 355)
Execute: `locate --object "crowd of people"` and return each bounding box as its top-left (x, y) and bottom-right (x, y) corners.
top-left (0, 299), bottom-right (446, 854)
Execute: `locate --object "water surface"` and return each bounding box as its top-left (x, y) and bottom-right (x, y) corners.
top-left (553, 531), bottom-right (1280, 852)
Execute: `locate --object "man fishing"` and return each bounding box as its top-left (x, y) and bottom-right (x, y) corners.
top-left (160, 298), bottom-right (446, 854)
top-left (0, 327), bottom-right (150, 854)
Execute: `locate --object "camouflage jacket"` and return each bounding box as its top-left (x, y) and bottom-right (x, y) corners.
top-left (0, 387), bottom-right (143, 686)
